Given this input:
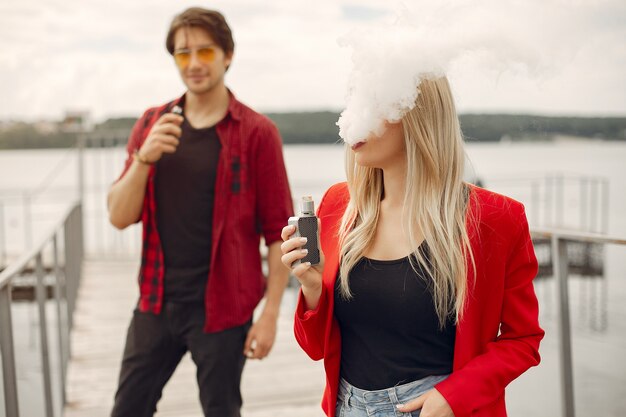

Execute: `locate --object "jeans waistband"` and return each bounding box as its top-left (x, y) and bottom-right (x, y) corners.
top-left (338, 374), bottom-right (449, 406)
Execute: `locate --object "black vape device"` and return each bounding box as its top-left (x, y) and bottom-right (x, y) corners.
top-left (288, 196), bottom-right (320, 266)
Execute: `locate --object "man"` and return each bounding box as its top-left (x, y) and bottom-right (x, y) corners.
top-left (107, 7), bottom-right (293, 417)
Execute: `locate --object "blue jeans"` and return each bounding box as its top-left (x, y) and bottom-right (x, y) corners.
top-left (336, 375), bottom-right (449, 417)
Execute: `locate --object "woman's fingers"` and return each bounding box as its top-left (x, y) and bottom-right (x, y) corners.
top-left (280, 233), bottom-right (310, 273)
top-left (291, 260), bottom-right (313, 277)
top-left (281, 247), bottom-right (309, 268)
top-left (280, 236), bottom-right (307, 255)
top-left (280, 223), bottom-right (322, 292)
top-left (280, 224), bottom-right (296, 242)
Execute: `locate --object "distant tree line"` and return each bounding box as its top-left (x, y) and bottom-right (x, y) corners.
top-left (458, 114), bottom-right (626, 142)
top-left (0, 123), bottom-right (78, 149)
top-left (1, 113), bottom-right (624, 149)
top-left (266, 113), bottom-right (626, 144)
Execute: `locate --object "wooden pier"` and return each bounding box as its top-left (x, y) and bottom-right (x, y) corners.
top-left (63, 260), bottom-right (326, 417)
top-left (60, 257), bottom-right (626, 417)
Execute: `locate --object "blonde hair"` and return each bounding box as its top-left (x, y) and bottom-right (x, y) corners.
top-left (338, 76), bottom-right (476, 327)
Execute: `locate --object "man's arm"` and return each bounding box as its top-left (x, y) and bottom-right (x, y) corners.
top-left (107, 160), bottom-right (151, 229)
top-left (107, 112), bottom-right (183, 229)
top-left (262, 241), bottom-right (290, 317)
top-left (243, 241), bottom-right (289, 359)
top-left (243, 118), bottom-right (293, 359)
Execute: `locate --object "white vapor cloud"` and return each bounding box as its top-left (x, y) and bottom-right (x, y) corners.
top-left (337, 0), bottom-right (622, 144)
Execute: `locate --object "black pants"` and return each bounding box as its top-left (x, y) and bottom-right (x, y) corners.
top-left (111, 302), bottom-right (251, 417)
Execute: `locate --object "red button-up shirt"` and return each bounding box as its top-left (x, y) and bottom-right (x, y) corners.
top-left (117, 91), bottom-right (294, 332)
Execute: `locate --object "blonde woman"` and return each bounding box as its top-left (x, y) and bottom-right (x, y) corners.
top-left (280, 77), bottom-right (544, 417)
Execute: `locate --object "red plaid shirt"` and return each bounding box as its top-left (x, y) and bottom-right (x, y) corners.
top-left (118, 91), bottom-right (293, 332)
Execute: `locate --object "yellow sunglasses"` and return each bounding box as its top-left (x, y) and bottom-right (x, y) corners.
top-left (173, 46), bottom-right (217, 68)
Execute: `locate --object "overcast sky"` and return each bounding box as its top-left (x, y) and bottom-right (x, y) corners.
top-left (1, 0), bottom-right (625, 122)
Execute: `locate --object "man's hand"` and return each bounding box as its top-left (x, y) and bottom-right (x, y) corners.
top-left (396, 388), bottom-right (455, 417)
top-left (137, 112), bottom-right (184, 163)
top-left (243, 312), bottom-right (277, 360)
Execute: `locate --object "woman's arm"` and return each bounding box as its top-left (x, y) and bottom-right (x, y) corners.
top-left (433, 205), bottom-right (544, 417)
top-left (284, 184), bottom-right (343, 360)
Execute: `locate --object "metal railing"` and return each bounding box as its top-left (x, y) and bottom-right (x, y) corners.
top-left (488, 173), bottom-right (609, 234)
top-left (0, 147), bottom-right (77, 266)
top-left (531, 229), bottom-right (626, 417)
top-left (0, 201), bottom-right (83, 417)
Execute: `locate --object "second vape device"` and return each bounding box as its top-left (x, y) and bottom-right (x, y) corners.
top-left (288, 196), bottom-right (320, 266)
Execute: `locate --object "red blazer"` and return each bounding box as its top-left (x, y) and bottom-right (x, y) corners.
top-left (294, 182), bottom-right (544, 417)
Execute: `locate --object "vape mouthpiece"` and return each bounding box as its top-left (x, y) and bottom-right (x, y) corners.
top-left (171, 105), bottom-right (183, 115)
top-left (301, 196), bottom-right (315, 215)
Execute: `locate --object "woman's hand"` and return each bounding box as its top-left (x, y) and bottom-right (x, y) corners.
top-left (280, 224), bottom-right (324, 309)
top-left (396, 388), bottom-right (454, 417)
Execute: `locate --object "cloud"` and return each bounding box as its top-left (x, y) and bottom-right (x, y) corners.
top-left (341, 4), bottom-right (390, 21)
top-left (0, 0), bottom-right (624, 122)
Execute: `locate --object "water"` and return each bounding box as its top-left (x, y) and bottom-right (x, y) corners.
top-left (0, 141), bottom-right (624, 256)
top-left (1, 140), bottom-right (626, 416)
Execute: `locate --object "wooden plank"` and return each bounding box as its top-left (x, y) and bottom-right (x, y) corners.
top-left (64, 260), bottom-right (325, 417)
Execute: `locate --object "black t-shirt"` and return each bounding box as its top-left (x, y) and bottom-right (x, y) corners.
top-left (334, 249), bottom-right (456, 390)
top-left (155, 119), bottom-right (221, 303)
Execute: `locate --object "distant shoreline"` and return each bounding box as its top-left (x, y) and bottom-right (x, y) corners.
top-left (1, 113), bottom-right (625, 149)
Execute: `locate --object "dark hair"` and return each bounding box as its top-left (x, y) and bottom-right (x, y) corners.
top-left (165, 8), bottom-right (234, 56)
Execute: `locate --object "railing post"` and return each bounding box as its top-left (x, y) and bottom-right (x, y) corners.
top-left (530, 180), bottom-right (540, 228)
top-left (53, 233), bottom-right (68, 404)
top-left (94, 136), bottom-right (104, 255)
top-left (35, 253), bottom-right (55, 417)
top-left (589, 179), bottom-right (598, 234)
top-left (77, 133), bottom-right (87, 262)
top-left (0, 285), bottom-right (20, 417)
top-left (552, 236), bottom-right (576, 417)
top-left (545, 175), bottom-right (553, 227)
top-left (0, 200), bottom-right (6, 268)
top-left (64, 208), bottom-right (75, 329)
top-left (78, 134), bottom-right (85, 208)
top-left (78, 202), bottom-right (84, 265)
top-left (601, 178), bottom-right (609, 234)
top-left (555, 173), bottom-right (564, 228)
top-left (64, 204), bottom-right (83, 330)
top-left (23, 193), bottom-right (33, 250)
top-left (579, 177), bottom-right (588, 232)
